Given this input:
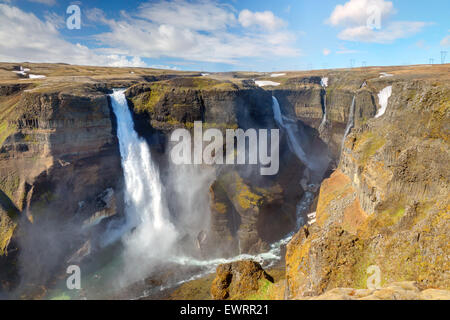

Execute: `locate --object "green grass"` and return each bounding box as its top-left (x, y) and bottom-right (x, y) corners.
top-left (356, 131), bottom-right (386, 165)
top-left (247, 279), bottom-right (273, 300)
top-left (50, 293), bottom-right (72, 300)
top-left (0, 121), bottom-right (14, 146)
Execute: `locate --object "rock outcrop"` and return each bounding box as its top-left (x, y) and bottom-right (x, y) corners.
top-left (211, 260), bottom-right (274, 300)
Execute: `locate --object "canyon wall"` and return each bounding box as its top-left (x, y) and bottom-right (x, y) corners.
top-left (0, 63), bottom-right (448, 299)
top-left (285, 76), bottom-right (449, 298)
top-left (124, 78), bottom-right (308, 257)
top-left (0, 82), bottom-right (124, 293)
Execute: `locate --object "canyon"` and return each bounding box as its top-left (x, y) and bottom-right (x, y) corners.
top-left (0, 62), bottom-right (448, 300)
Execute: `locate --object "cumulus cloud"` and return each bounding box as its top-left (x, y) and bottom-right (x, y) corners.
top-left (328, 0), bottom-right (394, 26)
top-left (107, 55), bottom-right (147, 68)
top-left (327, 0), bottom-right (427, 43)
top-left (0, 1), bottom-right (299, 67)
top-left (90, 0), bottom-right (298, 64)
top-left (0, 4), bottom-right (147, 67)
top-left (238, 9), bottom-right (285, 31)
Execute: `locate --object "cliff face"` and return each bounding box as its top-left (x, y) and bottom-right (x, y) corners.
top-left (273, 77), bottom-right (378, 159)
top-left (125, 78), bottom-right (309, 257)
top-left (0, 81), bottom-right (125, 292)
top-left (285, 73), bottom-right (450, 297)
top-left (125, 78), bottom-right (274, 133)
top-left (2, 86), bottom-right (122, 213)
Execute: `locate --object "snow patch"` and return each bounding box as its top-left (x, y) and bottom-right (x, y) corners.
top-left (28, 74), bottom-right (46, 79)
top-left (12, 66), bottom-right (45, 79)
top-left (255, 80), bottom-right (280, 87)
top-left (270, 73), bottom-right (286, 78)
top-left (13, 70), bottom-right (27, 76)
top-left (12, 66), bottom-right (30, 76)
top-left (379, 72), bottom-right (393, 78)
top-left (375, 86), bottom-right (392, 118)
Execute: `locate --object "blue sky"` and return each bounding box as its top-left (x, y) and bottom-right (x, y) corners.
top-left (0, 0), bottom-right (449, 71)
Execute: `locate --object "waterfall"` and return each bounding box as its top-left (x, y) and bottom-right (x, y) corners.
top-left (319, 77), bottom-right (328, 130)
top-left (271, 96), bottom-right (324, 227)
top-left (109, 89), bottom-right (177, 280)
top-left (341, 95), bottom-right (356, 149)
top-left (319, 94), bottom-right (327, 128)
top-left (271, 96), bottom-right (309, 168)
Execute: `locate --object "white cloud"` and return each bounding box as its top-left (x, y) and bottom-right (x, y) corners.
top-left (328, 0), bottom-right (394, 26)
top-left (0, 4), bottom-right (147, 67)
top-left (238, 9), bottom-right (285, 31)
top-left (44, 11), bottom-right (65, 29)
top-left (85, 7), bottom-right (109, 24)
top-left (441, 35), bottom-right (450, 47)
top-left (0, 1), bottom-right (299, 67)
top-left (149, 64), bottom-right (179, 70)
top-left (323, 48), bottom-right (331, 56)
top-left (91, 0), bottom-right (298, 64)
top-left (137, 0), bottom-right (236, 31)
top-left (107, 55), bottom-right (148, 68)
top-left (338, 21), bottom-right (427, 44)
top-left (327, 0), bottom-right (427, 43)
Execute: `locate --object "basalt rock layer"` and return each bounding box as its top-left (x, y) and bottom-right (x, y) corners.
top-left (0, 78), bottom-right (125, 293)
top-left (285, 70), bottom-right (450, 298)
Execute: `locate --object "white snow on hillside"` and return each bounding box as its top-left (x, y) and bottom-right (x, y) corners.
top-left (380, 72), bottom-right (393, 78)
top-left (28, 74), bottom-right (46, 79)
top-left (270, 73), bottom-right (286, 78)
top-left (375, 86), bottom-right (392, 118)
top-left (255, 80), bottom-right (281, 87)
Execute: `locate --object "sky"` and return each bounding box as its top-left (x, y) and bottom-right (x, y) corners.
top-left (0, 0), bottom-right (449, 71)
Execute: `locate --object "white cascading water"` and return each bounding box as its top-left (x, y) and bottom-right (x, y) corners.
top-left (341, 95), bottom-right (356, 149)
top-left (271, 96), bottom-right (323, 226)
top-left (319, 77), bottom-right (328, 129)
top-left (375, 86), bottom-right (392, 118)
top-left (109, 89), bottom-right (177, 282)
top-left (106, 90), bottom-right (328, 296)
top-left (271, 96), bottom-right (310, 168)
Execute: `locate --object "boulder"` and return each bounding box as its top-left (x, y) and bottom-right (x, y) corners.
top-left (211, 260), bottom-right (274, 300)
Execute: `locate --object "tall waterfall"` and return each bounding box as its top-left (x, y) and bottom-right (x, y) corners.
top-left (271, 96), bottom-right (310, 168)
top-left (271, 96), bottom-right (324, 226)
top-left (109, 89), bottom-right (177, 280)
top-left (342, 95), bottom-right (356, 149)
top-left (319, 77), bottom-right (328, 130)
